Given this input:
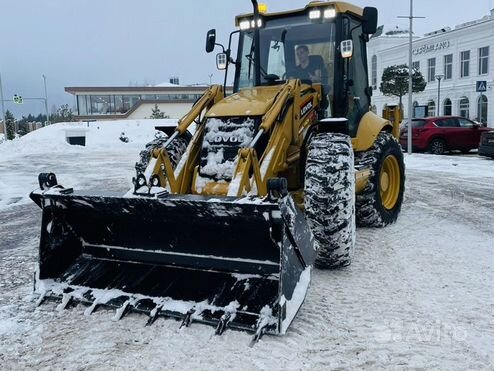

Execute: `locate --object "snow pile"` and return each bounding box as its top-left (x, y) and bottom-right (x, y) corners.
top-left (0, 118), bottom-right (178, 211)
top-left (0, 118), bottom-right (178, 157)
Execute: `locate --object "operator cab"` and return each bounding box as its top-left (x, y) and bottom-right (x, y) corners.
top-left (206, 1), bottom-right (377, 136)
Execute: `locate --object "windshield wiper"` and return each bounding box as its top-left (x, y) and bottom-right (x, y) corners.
top-left (245, 52), bottom-right (268, 80)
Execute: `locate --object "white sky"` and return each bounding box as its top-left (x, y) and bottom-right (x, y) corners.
top-left (0, 0), bottom-right (492, 117)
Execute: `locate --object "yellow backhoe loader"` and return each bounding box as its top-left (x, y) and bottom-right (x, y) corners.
top-left (30, 1), bottom-right (404, 343)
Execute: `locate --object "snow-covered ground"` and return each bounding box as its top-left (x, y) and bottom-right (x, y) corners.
top-left (0, 120), bottom-right (493, 370)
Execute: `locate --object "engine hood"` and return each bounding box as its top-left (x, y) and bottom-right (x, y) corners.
top-left (206, 85), bottom-right (285, 118)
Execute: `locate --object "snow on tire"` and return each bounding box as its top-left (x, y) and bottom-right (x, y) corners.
top-left (304, 132), bottom-right (355, 269)
top-left (135, 135), bottom-right (189, 174)
top-left (354, 131), bottom-right (405, 227)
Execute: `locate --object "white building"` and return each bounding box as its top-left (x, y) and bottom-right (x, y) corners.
top-left (368, 10), bottom-right (493, 127)
top-left (65, 80), bottom-right (232, 121)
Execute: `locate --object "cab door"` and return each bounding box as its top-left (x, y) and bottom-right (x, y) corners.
top-left (458, 118), bottom-right (480, 147)
top-left (436, 118), bottom-right (462, 148)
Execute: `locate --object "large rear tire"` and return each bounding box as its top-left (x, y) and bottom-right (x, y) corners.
top-left (135, 134), bottom-right (189, 174)
top-left (304, 133), bottom-right (355, 269)
top-left (355, 132), bottom-right (405, 227)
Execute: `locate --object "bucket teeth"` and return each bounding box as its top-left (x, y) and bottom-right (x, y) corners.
top-left (146, 305), bottom-right (162, 326)
top-left (180, 309), bottom-right (195, 329)
top-left (215, 312), bottom-right (232, 336)
top-left (35, 291), bottom-right (48, 307)
top-left (84, 301), bottom-right (100, 316)
top-left (112, 300), bottom-right (131, 321)
top-left (249, 323), bottom-right (268, 347)
top-left (57, 293), bottom-right (73, 311)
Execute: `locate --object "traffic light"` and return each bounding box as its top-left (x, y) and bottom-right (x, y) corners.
top-left (13, 94), bottom-right (23, 104)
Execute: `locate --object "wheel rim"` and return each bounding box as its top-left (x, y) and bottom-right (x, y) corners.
top-left (432, 140), bottom-right (444, 154)
top-left (380, 155), bottom-right (400, 210)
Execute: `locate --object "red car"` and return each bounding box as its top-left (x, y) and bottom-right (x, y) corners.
top-left (400, 116), bottom-right (493, 155)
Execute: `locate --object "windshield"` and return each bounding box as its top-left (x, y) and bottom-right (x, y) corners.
top-left (235, 15), bottom-right (336, 91)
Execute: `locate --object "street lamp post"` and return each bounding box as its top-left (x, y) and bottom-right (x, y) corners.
top-left (406, 1), bottom-right (414, 155)
top-left (398, 0), bottom-right (424, 155)
top-left (0, 72), bottom-right (6, 135)
top-left (435, 74), bottom-right (444, 116)
top-left (42, 74), bottom-right (49, 125)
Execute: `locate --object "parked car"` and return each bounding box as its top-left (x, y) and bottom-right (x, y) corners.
top-left (478, 130), bottom-right (494, 158)
top-left (399, 116), bottom-right (493, 155)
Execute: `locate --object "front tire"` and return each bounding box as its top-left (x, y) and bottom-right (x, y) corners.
top-left (135, 134), bottom-right (189, 174)
top-left (304, 133), bottom-right (355, 269)
top-left (355, 132), bottom-right (405, 227)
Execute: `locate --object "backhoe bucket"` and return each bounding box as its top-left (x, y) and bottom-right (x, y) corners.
top-left (30, 176), bottom-right (315, 337)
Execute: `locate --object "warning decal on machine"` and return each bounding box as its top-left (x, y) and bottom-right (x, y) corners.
top-left (300, 98), bottom-right (313, 118)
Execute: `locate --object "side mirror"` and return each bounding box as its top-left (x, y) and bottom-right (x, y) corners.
top-left (205, 29), bottom-right (216, 53)
top-left (362, 7), bottom-right (378, 34)
top-left (340, 40), bottom-right (353, 59)
top-left (216, 52), bottom-right (227, 70)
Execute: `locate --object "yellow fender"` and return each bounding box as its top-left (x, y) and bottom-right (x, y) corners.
top-left (352, 111), bottom-right (397, 152)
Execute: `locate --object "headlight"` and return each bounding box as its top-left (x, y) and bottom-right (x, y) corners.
top-left (309, 9), bottom-right (321, 19)
top-left (309, 6), bottom-right (336, 20)
top-left (250, 19), bottom-right (262, 28)
top-left (239, 18), bottom-right (262, 30)
top-left (239, 19), bottom-right (250, 30)
top-left (323, 7), bottom-right (336, 18)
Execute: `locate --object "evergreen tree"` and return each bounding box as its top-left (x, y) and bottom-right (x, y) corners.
top-left (35, 113), bottom-right (46, 123)
top-left (149, 104), bottom-right (169, 119)
top-left (5, 110), bottom-right (16, 140)
top-left (380, 64), bottom-right (427, 107)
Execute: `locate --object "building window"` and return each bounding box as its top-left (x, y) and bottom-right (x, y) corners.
top-left (459, 97), bottom-right (469, 118)
top-left (77, 96), bottom-right (88, 115)
top-left (114, 96), bottom-right (126, 114)
top-left (443, 98), bottom-right (452, 115)
top-left (477, 95), bottom-right (488, 124)
top-left (412, 61), bottom-right (420, 72)
top-left (478, 46), bottom-right (489, 75)
top-left (371, 55), bottom-right (377, 89)
top-left (427, 58), bottom-right (436, 82)
top-left (444, 54), bottom-right (453, 80)
top-left (89, 96), bottom-right (111, 115)
top-left (460, 51), bottom-right (470, 78)
top-left (122, 96), bottom-right (141, 112)
top-left (427, 99), bottom-right (435, 116)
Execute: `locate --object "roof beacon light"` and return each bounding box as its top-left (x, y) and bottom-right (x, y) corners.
top-left (309, 9), bottom-right (321, 19)
top-left (258, 3), bottom-right (268, 14)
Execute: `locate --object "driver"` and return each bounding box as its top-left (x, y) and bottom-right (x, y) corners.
top-left (292, 45), bottom-right (323, 83)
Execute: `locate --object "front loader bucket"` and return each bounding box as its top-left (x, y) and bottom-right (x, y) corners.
top-left (30, 178), bottom-right (315, 338)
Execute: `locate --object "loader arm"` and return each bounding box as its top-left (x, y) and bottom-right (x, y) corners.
top-left (227, 80), bottom-right (321, 197)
